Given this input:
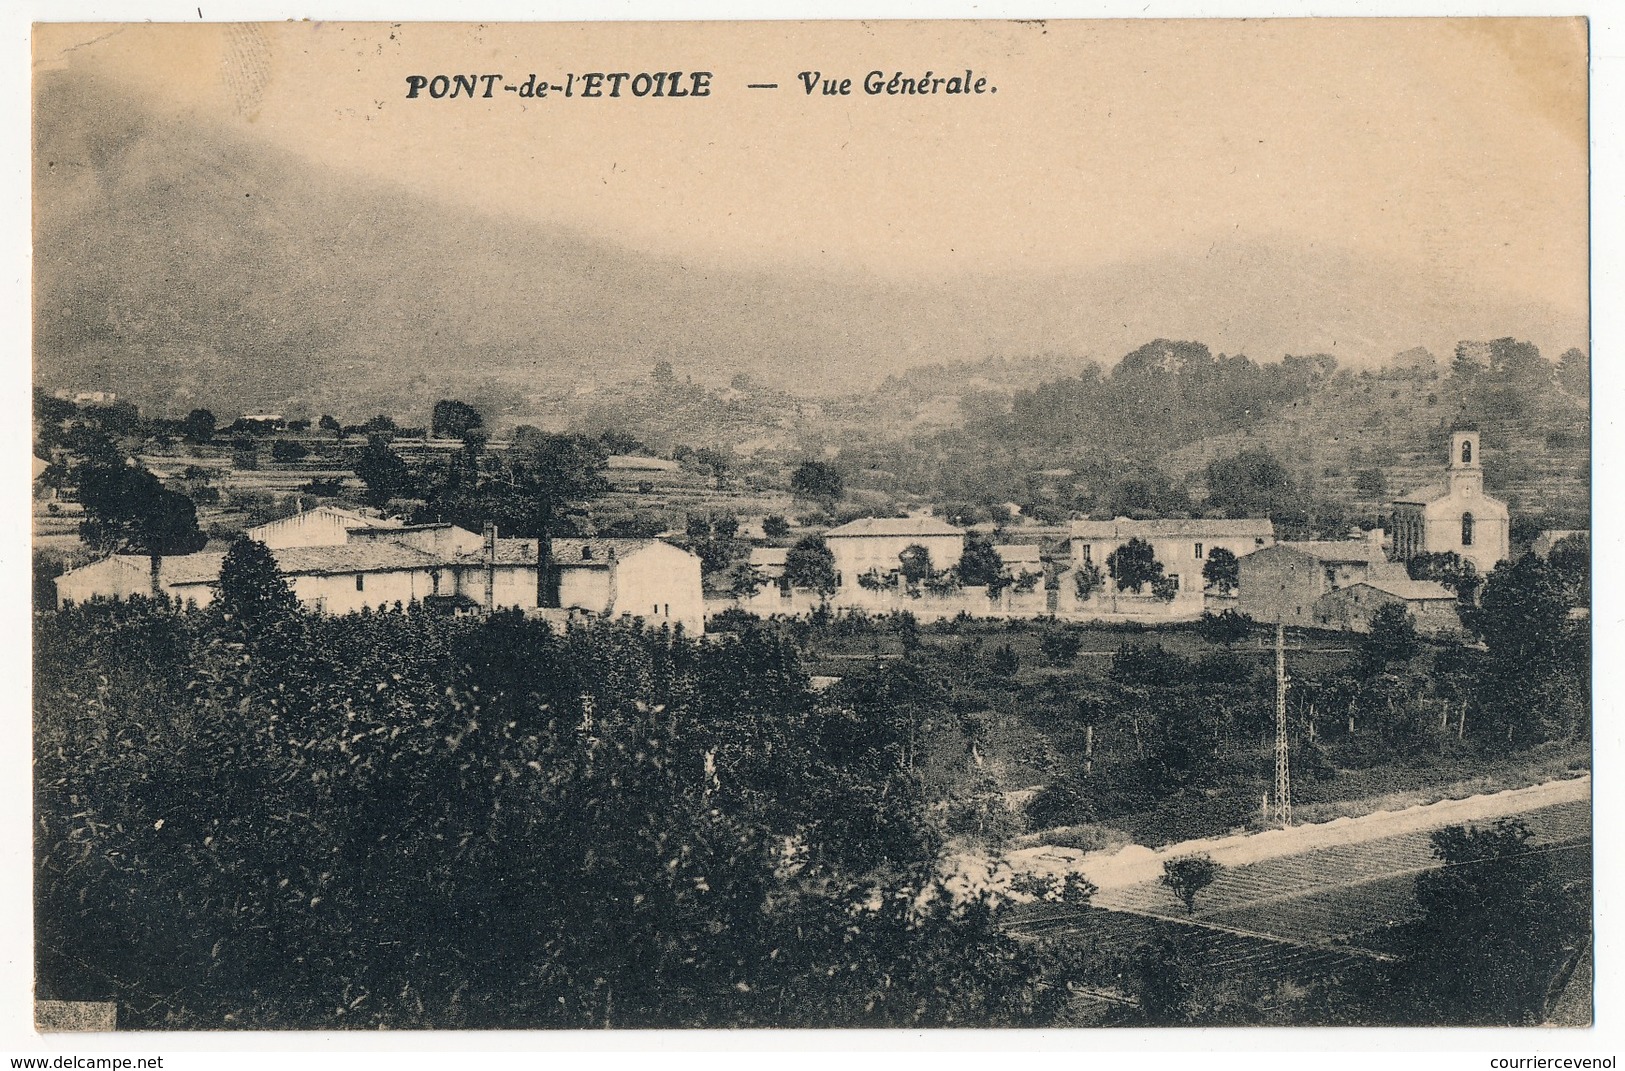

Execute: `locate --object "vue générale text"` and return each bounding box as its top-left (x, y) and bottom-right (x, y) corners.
top-left (402, 70), bottom-right (996, 101)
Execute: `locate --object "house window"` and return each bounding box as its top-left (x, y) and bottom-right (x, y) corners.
top-left (1461, 439), bottom-right (1473, 464)
top-left (355, 574), bottom-right (365, 592)
top-left (1194, 543), bottom-right (1204, 559)
top-left (1255, 537), bottom-right (1266, 547)
top-left (664, 603), bottom-right (670, 616)
top-left (1080, 545), bottom-right (1092, 562)
top-left (1461, 512), bottom-right (1475, 547)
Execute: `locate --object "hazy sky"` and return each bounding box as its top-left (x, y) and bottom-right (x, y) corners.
top-left (34, 18), bottom-right (1588, 314)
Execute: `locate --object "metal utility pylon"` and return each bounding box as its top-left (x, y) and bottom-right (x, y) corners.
top-left (1273, 623), bottom-right (1292, 827)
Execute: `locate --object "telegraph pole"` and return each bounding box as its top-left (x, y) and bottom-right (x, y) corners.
top-left (1274, 623), bottom-right (1292, 827)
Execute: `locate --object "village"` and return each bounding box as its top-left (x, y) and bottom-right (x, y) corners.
top-left (31, 373), bottom-right (1595, 1027)
top-left (24, 15), bottom-right (1596, 1043)
top-left (43, 418), bottom-right (1574, 646)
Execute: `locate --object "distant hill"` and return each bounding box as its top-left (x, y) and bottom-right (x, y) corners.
top-left (35, 70), bottom-right (1587, 421)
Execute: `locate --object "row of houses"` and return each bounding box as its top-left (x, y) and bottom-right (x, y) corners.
top-left (54, 506), bottom-right (707, 633)
top-left (734, 433), bottom-right (1508, 634)
top-left (52, 431), bottom-right (1516, 638)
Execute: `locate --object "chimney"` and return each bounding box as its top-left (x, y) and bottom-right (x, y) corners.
top-left (483, 522), bottom-right (497, 611)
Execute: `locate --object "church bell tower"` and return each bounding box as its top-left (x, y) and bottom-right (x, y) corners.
top-left (1448, 429), bottom-right (1483, 498)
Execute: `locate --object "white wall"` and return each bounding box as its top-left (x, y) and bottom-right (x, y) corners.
top-left (250, 509), bottom-right (363, 549)
top-left (55, 558), bottom-right (150, 606)
top-left (828, 534), bottom-right (964, 590)
top-left (613, 543), bottom-right (705, 632)
top-left (289, 567), bottom-right (439, 614)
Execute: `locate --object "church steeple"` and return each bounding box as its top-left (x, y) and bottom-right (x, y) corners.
top-left (1448, 429), bottom-right (1482, 496)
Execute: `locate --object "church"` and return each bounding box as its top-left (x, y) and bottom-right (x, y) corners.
top-left (1389, 429), bottom-right (1510, 574)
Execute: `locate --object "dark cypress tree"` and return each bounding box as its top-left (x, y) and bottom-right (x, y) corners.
top-left (217, 537), bottom-right (298, 622)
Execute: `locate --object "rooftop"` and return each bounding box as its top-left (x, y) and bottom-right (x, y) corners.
top-left (824, 516), bottom-right (964, 539)
top-left (1070, 517), bottom-right (1274, 539)
top-left (1276, 539), bottom-right (1387, 565)
top-left (1350, 577), bottom-right (1459, 602)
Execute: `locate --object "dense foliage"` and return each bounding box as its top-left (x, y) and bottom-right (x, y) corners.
top-left (36, 602), bottom-right (1067, 1029)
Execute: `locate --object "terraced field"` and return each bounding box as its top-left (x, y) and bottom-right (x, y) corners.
top-left (1092, 798), bottom-right (1591, 946)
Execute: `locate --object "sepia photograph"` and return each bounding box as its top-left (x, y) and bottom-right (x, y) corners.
top-left (24, 12), bottom-right (1594, 1040)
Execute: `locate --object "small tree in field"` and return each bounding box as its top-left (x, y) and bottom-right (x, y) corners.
top-left (1196, 609), bottom-right (1254, 646)
top-left (1160, 853), bottom-right (1220, 914)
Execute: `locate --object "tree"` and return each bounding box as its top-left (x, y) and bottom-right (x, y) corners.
top-left (1353, 468), bottom-right (1387, 499)
top-left (1201, 547), bottom-right (1240, 594)
top-left (711, 515), bottom-right (740, 541)
top-left (1106, 537), bottom-right (1165, 594)
top-left (1470, 554), bottom-right (1570, 664)
top-left (1196, 609), bottom-right (1253, 646)
top-left (762, 515), bottom-right (791, 539)
top-left (1547, 533), bottom-right (1589, 607)
top-left (217, 537), bottom-right (298, 622)
top-left (1402, 819), bottom-right (1587, 1024)
top-left (897, 544), bottom-right (934, 587)
top-left (1072, 561), bottom-right (1103, 602)
top-left (431, 399), bottom-right (484, 440)
top-left (76, 462), bottom-right (208, 594)
top-left (318, 414), bottom-right (342, 435)
top-left (1358, 603), bottom-right (1420, 673)
top-left (955, 535), bottom-right (1002, 588)
top-left (352, 435), bottom-right (412, 510)
top-left (790, 460), bottom-right (844, 503)
top-left (1556, 347), bottom-right (1589, 396)
top-left (1132, 934), bottom-right (1196, 1024)
top-left (784, 535), bottom-right (837, 598)
top-left (418, 430), bottom-right (611, 542)
top-left (1160, 853), bottom-right (1220, 915)
top-left (1038, 629), bottom-right (1082, 666)
top-left (181, 408), bottom-right (216, 445)
top-left (1407, 551), bottom-right (1481, 604)
top-left (1204, 449), bottom-right (1296, 519)
top-left (270, 440), bottom-right (309, 463)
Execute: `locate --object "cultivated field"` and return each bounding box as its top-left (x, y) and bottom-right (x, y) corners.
top-left (1091, 797), bottom-right (1591, 947)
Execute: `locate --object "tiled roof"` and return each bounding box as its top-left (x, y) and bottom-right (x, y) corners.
top-left (444, 537), bottom-right (545, 566)
top-left (1351, 577), bottom-right (1458, 601)
top-left (824, 516), bottom-right (963, 538)
top-left (274, 543), bottom-right (445, 575)
top-left (1279, 540), bottom-right (1386, 564)
top-left (548, 538), bottom-right (657, 567)
top-left (1394, 482), bottom-right (1447, 504)
top-left (154, 553), bottom-right (228, 585)
top-left (1070, 517), bottom-right (1274, 539)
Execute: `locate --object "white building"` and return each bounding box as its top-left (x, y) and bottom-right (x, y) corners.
top-left (55, 529), bottom-right (706, 633)
top-left (1069, 517), bottom-right (1275, 594)
top-left (548, 538), bottom-right (705, 633)
top-left (246, 506), bottom-right (402, 549)
top-left (1390, 430), bottom-right (1510, 575)
top-left (823, 516), bottom-right (966, 593)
